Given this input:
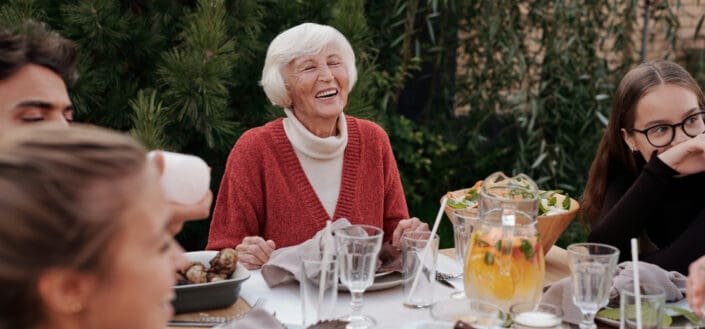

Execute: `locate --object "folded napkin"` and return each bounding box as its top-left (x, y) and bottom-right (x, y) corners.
top-left (261, 218), bottom-right (350, 287)
top-left (542, 261), bottom-right (687, 324)
top-left (214, 308), bottom-right (286, 329)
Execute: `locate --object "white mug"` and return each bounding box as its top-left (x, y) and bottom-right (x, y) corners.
top-left (148, 151), bottom-right (210, 205)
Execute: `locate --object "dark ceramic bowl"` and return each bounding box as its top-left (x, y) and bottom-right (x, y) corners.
top-left (173, 251), bottom-right (250, 314)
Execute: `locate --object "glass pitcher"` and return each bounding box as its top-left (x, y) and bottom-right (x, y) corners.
top-left (463, 172), bottom-right (545, 311)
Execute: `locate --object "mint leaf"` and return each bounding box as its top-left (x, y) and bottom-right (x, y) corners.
top-left (562, 193), bottom-right (571, 209)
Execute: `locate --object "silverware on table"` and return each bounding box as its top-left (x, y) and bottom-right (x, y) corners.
top-left (435, 271), bottom-right (462, 289)
top-left (167, 320), bottom-right (224, 327)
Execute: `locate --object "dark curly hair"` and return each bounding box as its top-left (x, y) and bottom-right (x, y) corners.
top-left (0, 20), bottom-right (78, 86)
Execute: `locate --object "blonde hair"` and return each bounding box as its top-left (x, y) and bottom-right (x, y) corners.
top-left (260, 22), bottom-right (357, 108)
top-left (0, 124), bottom-right (148, 329)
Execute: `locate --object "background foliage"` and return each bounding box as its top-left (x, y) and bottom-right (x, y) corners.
top-left (2, 0), bottom-right (703, 249)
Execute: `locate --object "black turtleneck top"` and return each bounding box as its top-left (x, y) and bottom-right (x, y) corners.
top-left (588, 155), bottom-right (705, 274)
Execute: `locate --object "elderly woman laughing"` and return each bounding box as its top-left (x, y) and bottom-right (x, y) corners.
top-left (207, 22), bottom-right (428, 269)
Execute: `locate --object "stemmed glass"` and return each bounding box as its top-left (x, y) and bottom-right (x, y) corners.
top-left (567, 243), bottom-right (620, 329)
top-left (449, 210), bottom-right (477, 299)
top-left (334, 225), bottom-right (384, 329)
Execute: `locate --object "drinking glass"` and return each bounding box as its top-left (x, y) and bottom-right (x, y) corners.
top-left (619, 282), bottom-right (665, 329)
top-left (300, 253), bottom-right (339, 326)
top-left (451, 210), bottom-right (477, 299)
top-left (567, 243), bottom-right (620, 329)
top-left (510, 302), bottom-right (563, 329)
top-left (334, 225), bottom-right (384, 329)
top-left (402, 231), bottom-right (438, 308)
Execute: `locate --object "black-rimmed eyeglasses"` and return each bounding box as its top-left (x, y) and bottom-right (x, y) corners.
top-left (629, 111), bottom-right (705, 147)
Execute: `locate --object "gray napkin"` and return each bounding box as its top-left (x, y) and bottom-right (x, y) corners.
top-left (213, 308), bottom-right (286, 329)
top-left (261, 218), bottom-right (350, 287)
top-left (541, 261), bottom-right (687, 324)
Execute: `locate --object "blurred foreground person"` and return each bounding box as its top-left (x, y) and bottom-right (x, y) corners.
top-left (0, 124), bottom-right (186, 329)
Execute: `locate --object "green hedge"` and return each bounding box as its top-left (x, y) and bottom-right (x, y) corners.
top-left (2, 0), bottom-right (702, 250)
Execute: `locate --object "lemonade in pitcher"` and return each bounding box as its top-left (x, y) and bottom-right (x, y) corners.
top-left (464, 225), bottom-right (544, 311)
top-left (463, 172), bottom-right (545, 311)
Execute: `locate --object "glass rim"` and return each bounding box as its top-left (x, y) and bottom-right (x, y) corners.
top-left (566, 242), bottom-right (620, 256)
top-left (619, 283), bottom-right (667, 298)
top-left (333, 224), bottom-right (383, 239)
top-left (509, 302), bottom-right (564, 317)
top-left (400, 231), bottom-right (438, 242)
top-left (452, 209), bottom-right (479, 219)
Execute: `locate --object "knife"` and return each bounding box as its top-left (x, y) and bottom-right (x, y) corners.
top-left (167, 320), bottom-right (224, 327)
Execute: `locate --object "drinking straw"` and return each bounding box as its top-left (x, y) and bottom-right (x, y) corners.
top-left (408, 197), bottom-right (447, 298)
top-left (631, 238), bottom-right (642, 329)
top-left (317, 220), bottom-right (333, 317)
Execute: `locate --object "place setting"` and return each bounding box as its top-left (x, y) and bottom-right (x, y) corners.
top-left (165, 171), bottom-right (705, 329)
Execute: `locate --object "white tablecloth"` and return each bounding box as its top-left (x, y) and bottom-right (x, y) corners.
top-left (240, 254), bottom-right (463, 328)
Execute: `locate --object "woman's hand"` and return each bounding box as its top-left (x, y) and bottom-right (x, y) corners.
top-left (391, 217), bottom-right (430, 248)
top-left (167, 190), bottom-right (213, 235)
top-left (687, 255), bottom-right (705, 316)
top-left (658, 134), bottom-right (705, 176)
top-left (235, 236), bottom-right (276, 270)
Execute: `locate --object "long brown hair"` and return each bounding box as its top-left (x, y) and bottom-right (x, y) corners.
top-left (0, 124), bottom-right (148, 329)
top-left (582, 60), bottom-right (705, 224)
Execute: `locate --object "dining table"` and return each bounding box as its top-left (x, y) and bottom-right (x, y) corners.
top-left (167, 246), bottom-right (571, 329)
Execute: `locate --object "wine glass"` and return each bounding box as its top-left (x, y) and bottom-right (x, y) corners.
top-left (567, 243), bottom-right (620, 329)
top-left (449, 210), bottom-right (477, 299)
top-left (334, 225), bottom-right (383, 329)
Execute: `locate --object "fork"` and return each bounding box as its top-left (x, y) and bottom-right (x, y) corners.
top-left (435, 271), bottom-right (462, 281)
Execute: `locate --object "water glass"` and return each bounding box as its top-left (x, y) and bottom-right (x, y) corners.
top-left (335, 225), bottom-right (384, 329)
top-left (402, 231), bottom-right (439, 308)
top-left (510, 302), bottom-right (563, 329)
top-left (619, 283), bottom-right (666, 329)
top-left (567, 243), bottom-right (620, 329)
top-left (300, 254), bottom-right (338, 326)
top-left (451, 210), bottom-right (477, 299)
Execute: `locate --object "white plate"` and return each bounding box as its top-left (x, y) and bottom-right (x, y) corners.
top-left (339, 272), bottom-right (403, 292)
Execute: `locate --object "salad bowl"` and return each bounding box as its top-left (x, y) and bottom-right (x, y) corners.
top-left (442, 186), bottom-right (579, 255)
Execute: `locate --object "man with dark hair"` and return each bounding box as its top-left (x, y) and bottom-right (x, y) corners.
top-left (0, 21), bottom-right (213, 234)
top-left (0, 21), bottom-right (77, 129)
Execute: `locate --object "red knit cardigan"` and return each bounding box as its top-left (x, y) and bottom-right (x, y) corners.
top-left (206, 116), bottom-right (409, 250)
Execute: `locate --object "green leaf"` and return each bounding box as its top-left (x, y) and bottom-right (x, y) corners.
top-left (538, 201), bottom-right (549, 216)
top-left (562, 194), bottom-right (571, 209)
top-left (484, 252), bottom-right (494, 265)
top-left (664, 306), bottom-right (700, 324)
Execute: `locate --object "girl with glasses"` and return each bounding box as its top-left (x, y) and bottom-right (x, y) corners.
top-left (583, 60), bottom-right (705, 274)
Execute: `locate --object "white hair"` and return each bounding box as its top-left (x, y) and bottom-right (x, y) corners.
top-left (260, 23), bottom-right (357, 108)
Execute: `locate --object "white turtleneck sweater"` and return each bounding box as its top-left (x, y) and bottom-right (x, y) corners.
top-left (282, 109), bottom-right (348, 218)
